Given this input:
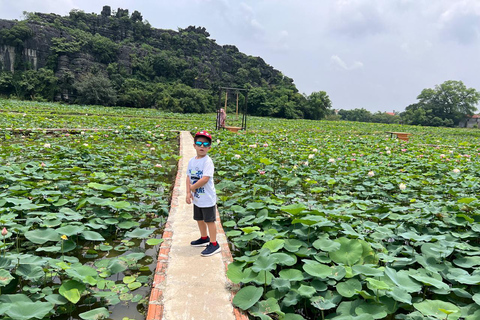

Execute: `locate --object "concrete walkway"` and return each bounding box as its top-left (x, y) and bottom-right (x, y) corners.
top-left (147, 131), bottom-right (246, 320)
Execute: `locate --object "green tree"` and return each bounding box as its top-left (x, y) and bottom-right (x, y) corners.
top-left (338, 108), bottom-right (372, 122)
top-left (402, 80), bottom-right (480, 127)
top-left (303, 91), bottom-right (332, 120)
top-left (74, 73), bottom-right (117, 105)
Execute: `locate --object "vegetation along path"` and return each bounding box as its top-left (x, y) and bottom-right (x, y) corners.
top-left (147, 131), bottom-right (246, 320)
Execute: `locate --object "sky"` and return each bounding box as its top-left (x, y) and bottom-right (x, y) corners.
top-left (1, 0), bottom-right (480, 113)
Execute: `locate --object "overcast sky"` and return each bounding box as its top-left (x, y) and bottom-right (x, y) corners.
top-left (1, 0), bottom-right (479, 112)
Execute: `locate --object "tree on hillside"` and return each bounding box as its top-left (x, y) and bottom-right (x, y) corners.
top-left (303, 91), bottom-right (332, 120)
top-left (401, 80), bottom-right (480, 127)
top-left (338, 108), bottom-right (372, 122)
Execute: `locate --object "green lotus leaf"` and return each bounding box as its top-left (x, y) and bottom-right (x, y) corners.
top-left (270, 253), bottom-right (297, 266)
top-left (297, 284), bottom-right (316, 298)
top-left (66, 265), bottom-right (98, 284)
top-left (384, 267), bottom-right (422, 293)
top-left (282, 290), bottom-right (300, 307)
top-left (303, 261), bottom-right (332, 278)
top-left (79, 307), bottom-right (110, 320)
top-left (81, 230), bottom-right (105, 241)
top-left (56, 225), bottom-right (85, 236)
top-left (280, 203), bottom-right (306, 215)
top-left (337, 278), bottom-right (362, 297)
top-left (124, 228), bottom-right (154, 239)
top-left (386, 287), bottom-right (412, 304)
top-left (284, 239), bottom-right (304, 252)
top-left (232, 286), bottom-right (264, 310)
top-left (352, 265), bottom-right (384, 277)
top-left (279, 269), bottom-right (304, 281)
top-left (146, 238), bottom-right (164, 246)
top-left (252, 255), bottom-right (277, 272)
top-left (240, 226), bottom-right (260, 234)
top-left (45, 294), bottom-right (69, 305)
top-left (107, 259), bottom-right (128, 274)
top-left (453, 256), bottom-right (480, 268)
top-left (413, 299), bottom-right (461, 320)
top-left (271, 278), bottom-right (291, 293)
top-left (246, 202), bottom-right (266, 210)
top-left (16, 264), bottom-right (45, 281)
top-left (110, 201), bottom-right (131, 209)
top-left (127, 282), bottom-right (142, 291)
top-left (365, 278), bottom-right (391, 290)
top-left (117, 221), bottom-right (140, 229)
top-left (313, 237), bottom-right (341, 252)
top-left (409, 274), bottom-right (449, 291)
top-left (311, 290), bottom-right (342, 310)
top-left (329, 237), bottom-right (363, 266)
top-left (227, 262), bottom-right (247, 284)
top-left (59, 280), bottom-right (86, 304)
top-left (25, 228), bottom-right (60, 244)
top-left (262, 239), bottom-right (284, 252)
top-left (0, 269), bottom-right (14, 286)
top-left (355, 302), bottom-right (389, 319)
top-left (5, 301), bottom-right (54, 320)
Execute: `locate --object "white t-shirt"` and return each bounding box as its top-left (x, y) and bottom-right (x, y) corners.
top-left (187, 155), bottom-right (216, 207)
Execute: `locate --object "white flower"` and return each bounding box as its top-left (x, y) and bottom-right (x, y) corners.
top-left (368, 171), bottom-right (375, 177)
top-left (452, 168), bottom-right (460, 174)
top-left (328, 158), bottom-right (335, 163)
top-left (234, 154), bottom-right (241, 159)
top-left (160, 134), bottom-right (164, 137)
top-left (127, 126), bottom-right (131, 129)
top-left (44, 143), bottom-right (51, 148)
top-left (386, 150), bottom-right (391, 155)
top-left (385, 147), bottom-right (389, 150)
top-left (303, 161), bottom-right (309, 166)
top-left (308, 154), bottom-right (314, 159)
top-left (115, 130), bottom-right (119, 133)
top-left (312, 148), bottom-right (318, 153)
top-left (249, 144), bottom-right (257, 148)
top-left (440, 154), bottom-right (445, 158)
top-left (399, 183), bottom-right (406, 191)
top-left (217, 139), bottom-right (221, 144)
top-left (81, 131), bottom-right (85, 135)
top-left (150, 147), bottom-right (156, 151)
top-left (83, 143), bottom-right (88, 147)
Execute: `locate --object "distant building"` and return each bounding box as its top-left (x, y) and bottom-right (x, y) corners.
top-left (385, 112), bottom-right (396, 116)
top-left (459, 114), bottom-right (480, 128)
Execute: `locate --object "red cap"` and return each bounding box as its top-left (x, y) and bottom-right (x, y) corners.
top-left (194, 130), bottom-right (212, 142)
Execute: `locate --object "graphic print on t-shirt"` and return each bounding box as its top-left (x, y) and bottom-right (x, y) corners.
top-left (190, 167), bottom-right (205, 198)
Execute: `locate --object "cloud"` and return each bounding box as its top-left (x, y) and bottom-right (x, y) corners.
top-left (438, 2), bottom-right (480, 45)
top-left (330, 55), bottom-right (364, 71)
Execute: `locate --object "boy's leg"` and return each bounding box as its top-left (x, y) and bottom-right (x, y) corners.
top-left (205, 221), bottom-right (216, 243)
top-left (196, 220), bottom-right (208, 238)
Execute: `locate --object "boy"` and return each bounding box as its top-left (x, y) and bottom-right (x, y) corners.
top-left (186, 130), bottom-right (220, 256)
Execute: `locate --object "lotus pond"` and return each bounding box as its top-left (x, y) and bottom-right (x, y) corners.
top-left (210, 121), bottom-right (480, 319)
top-left (1, 99), bottom-right (480, 320)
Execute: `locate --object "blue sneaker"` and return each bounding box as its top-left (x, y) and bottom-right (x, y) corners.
top-left (201, 242), bottom-right (221, 256)
top-left (191, 236), bottom-right (210, 247)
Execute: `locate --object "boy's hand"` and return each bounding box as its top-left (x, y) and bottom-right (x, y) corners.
top-left (186, 192), bottom-right (193, 204)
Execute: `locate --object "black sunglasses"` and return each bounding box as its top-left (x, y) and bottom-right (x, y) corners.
top-left (195, 141), bottom-right (211, 147)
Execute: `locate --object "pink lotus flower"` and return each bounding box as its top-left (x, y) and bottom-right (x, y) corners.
top-left (146, 144), bottom-right (151, 147)
top-left (155, 164), bottom-right (163, 168)
top-left (41, 162), bottom-right (46, 167)
top-left (401, 149), bottom-right (407, 152)
top-left (452, 168), bottom-right (460, 173)
top-left (258, 170), bottom-right (265, 175)
top-left (1, 227), bottom-right (7, 236)
top-left (263, 143), bottom-right (268, 147)
top-left (368, 171), bottom-right (374, 177)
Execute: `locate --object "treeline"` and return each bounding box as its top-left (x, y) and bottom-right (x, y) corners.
top-left (0, 7), bottom-right (331, 119)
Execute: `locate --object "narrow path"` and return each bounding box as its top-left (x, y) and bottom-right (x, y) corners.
top-left (147, 131), bottom-right (246, 320)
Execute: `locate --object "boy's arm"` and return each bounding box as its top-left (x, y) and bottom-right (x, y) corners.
top-left (186, 175), bottom-right (193, 204)
top-left (190, 176), bottom-right (210, 191)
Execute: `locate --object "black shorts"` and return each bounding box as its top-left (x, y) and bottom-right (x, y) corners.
top-left (193, 205), bottom-right (217, 222)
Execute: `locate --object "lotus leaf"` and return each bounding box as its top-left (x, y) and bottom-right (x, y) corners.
top-left (329, 237), bottom-right (363, 266)
top-left (0, 269), bottom-right (14, 286)
top-left (124, 228), bottom-right (154, 239)
top-left (233, 286), bottom-right (264, 310)
top-left (413, 299), bottom-right (461, 320)
top-left (337, 278), bottom-right (362, 297)
top-left (59, 280), bottom-right (86, 304)
top-left (302, 261), bottom-right (332, 278)
top-left (262, 239), bottom-right (285, 252)
top-left (16, 264), bottom-right (45, 281)
top-left (4, 301), bottom-right (54, 320)
top-left (279, 269), bottom-right (304, 282)
top-left (79, 307), bottom-right (110, 320)
top-left (25, 228), bottom-right (60, 244)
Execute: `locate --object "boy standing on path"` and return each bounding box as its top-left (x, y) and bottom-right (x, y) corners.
top-left (186, 130), bottom-right (221, 257)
